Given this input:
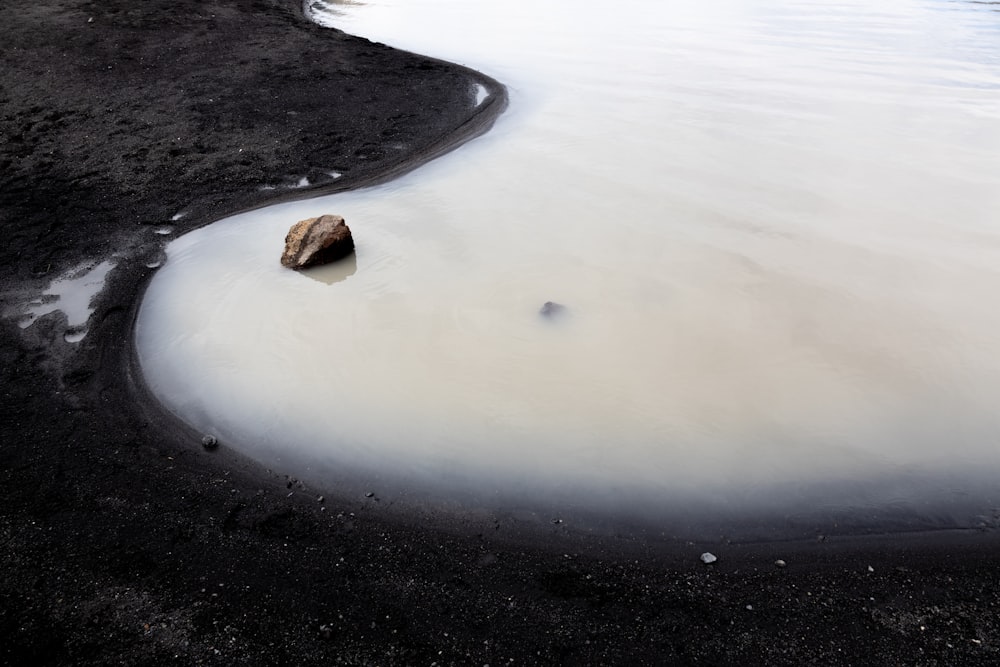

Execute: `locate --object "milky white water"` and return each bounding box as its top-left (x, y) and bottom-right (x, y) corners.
top-left (136, 0), bottom-right (1000, 520)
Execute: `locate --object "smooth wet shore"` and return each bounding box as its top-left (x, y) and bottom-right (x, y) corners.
top-left (3, 1), bottom-right (1000, 664)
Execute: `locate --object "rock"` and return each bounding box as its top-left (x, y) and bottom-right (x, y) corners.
top-left (539, 301), bottom-right (565, 317)
top-left (775, 559), bottom-right (787, 568)
top-left (201, 434), bottom-right (218, 450)
top-left (700, 552), bottom-right (717, 564)
top-left (281, 214), bottom-right (354, 269)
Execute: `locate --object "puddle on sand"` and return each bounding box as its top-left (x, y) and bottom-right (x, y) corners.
top-left (473, 83), bottom-right (489, 106)
top-left (64, 328), bottom-right (88, 344)
top-left (22, 260), bottom-right (116, 341)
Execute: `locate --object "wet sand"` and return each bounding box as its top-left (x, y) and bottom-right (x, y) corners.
top-left (3, 0), bottom-right (1000, 664)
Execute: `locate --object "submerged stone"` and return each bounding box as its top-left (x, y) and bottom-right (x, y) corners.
top-left (539, 301), bottom-right (565, 318)
top-left (281, 214), bottom-right (355, 269)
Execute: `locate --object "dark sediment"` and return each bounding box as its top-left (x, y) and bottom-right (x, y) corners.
top-left (3, 1), bottom-right (1000, 664)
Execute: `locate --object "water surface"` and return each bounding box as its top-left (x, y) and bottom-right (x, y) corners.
top-left (137, 0), bottom-right (1000, 527)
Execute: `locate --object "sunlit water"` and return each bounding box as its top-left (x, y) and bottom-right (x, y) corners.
top-left (136, 0), bottom-right (1000, 525)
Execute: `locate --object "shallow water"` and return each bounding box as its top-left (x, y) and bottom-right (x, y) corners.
top-left (137, 0), bottom-right (1000, 524)
top-left (22, 260), bottom-right (116, 342)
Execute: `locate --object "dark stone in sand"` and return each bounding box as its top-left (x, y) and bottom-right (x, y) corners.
top-left (281, 214), bottom-right (354, 269)
top-left (3, 1), bottom-right (1000, 665)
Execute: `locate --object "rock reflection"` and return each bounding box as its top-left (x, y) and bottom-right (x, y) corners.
top-left (300, 252), bottom-right (358, 285)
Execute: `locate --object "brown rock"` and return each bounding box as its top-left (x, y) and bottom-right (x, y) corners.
top-left (280, 214), bottom-right (355, 269)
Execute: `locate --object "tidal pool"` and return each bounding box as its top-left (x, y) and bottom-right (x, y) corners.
top-left (136, 0), bottom-right (1000, 527)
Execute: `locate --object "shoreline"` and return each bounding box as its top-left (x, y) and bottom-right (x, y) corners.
top-left (4, 1), bottom-right (1000, 663)
top-left (119, 44), bottom-right (511, 544)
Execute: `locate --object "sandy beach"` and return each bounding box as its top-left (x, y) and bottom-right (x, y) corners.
top-left (3, 0), bottom-right (1000, 663)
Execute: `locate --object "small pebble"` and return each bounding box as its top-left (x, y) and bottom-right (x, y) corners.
top-left (700, 552), bottom-right (717, 564)
top-left (317, 495), bottom-right (325, 504)
top-left (775, 559), bottom-right (787, 568)
top-left (539, 301), bottom-right (566, 318)
top-left (364, 491), bottom-right (375, 498)
top-left (201, 434), bottom-right (218, 450)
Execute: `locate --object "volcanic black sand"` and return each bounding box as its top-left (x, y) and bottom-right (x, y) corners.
top-left (3, 1), bottom-right (1000, 664)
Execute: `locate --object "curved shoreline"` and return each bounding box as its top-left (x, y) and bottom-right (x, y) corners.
top-left (4, 1), bottom-right (1000, 663)
top-left (122, 50), bottom-right (509, 525)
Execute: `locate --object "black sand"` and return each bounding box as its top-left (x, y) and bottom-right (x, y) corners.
top-left (3, 1), bottom-right (1000, 664)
